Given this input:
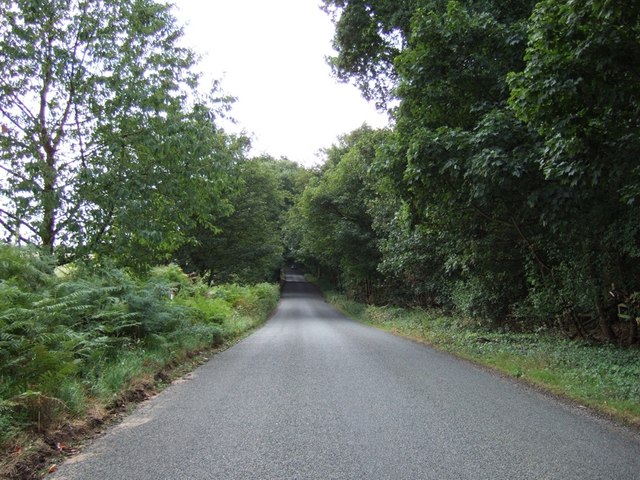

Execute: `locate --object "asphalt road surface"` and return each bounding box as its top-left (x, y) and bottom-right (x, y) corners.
top-left (53, 270), bottom-right (640, 479)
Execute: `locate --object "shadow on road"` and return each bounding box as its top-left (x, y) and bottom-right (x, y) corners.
top-left (281, 280), bottom-right (324, 299)
top-left (281, 267), bottom-right (324, 299)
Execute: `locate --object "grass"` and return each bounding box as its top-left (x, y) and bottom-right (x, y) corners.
top-left (326, 292), bottom-right (640, 428)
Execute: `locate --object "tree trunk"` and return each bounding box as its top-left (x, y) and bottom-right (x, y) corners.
top-left (585, 253), bottom-right (616, 343)
top-left (630, 318), bottom-right (639, 346)
top-left (568, 308), bottom-right (587, 340)
top-left (38, 40), bottom-right (57, 253)
top-left (40, 179), bottom-right (57, 252)
top-left (593, 291), bottom-right (616, 343)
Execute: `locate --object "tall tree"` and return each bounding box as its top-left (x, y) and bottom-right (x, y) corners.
top-left (324, 0), bottom-right (540, 320)
top-left (0, 0), bottom-right (237, 265)
top-left (322, 0), bottom-right (640, 340)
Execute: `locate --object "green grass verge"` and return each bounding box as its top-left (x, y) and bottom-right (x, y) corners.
top-left (326, 292), bottom-right (640, 428)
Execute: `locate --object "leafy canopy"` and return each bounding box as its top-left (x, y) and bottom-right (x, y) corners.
top-left (0, 0), bottom-right (241, 267)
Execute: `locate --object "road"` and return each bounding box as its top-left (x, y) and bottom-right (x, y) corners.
top-left (53, 270), bottom-right (640, 479)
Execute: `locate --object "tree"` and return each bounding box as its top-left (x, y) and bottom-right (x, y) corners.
top-left (322, 0), bottom-right (417, 108)
top-left (88, 102), bottom-right (245, 271)
top-left (0, 0), bottom-right (237, 266)
top-left (508, 0), bottom-right (640, 341)
top-left (509, 0), bottom-right (640, 195)
top-left (177, 157), bottom-right (290, 284)
top-left (324, 1), bottom-right (539, 319)
top-left (318, 0), bottom-right (640, 341)
top-left (287, 126), bottom-right (384, 300)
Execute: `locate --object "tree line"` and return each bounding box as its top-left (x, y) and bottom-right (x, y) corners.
top-left (286, 0), bottom-right (640, 344)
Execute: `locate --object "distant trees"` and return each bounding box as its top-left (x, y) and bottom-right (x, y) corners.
top-left (286, 127), bottom-right (383, 300)
top-left (177, 157), bottom-right (311, 284)
top-left (296, 0), bottom-right (640, 342)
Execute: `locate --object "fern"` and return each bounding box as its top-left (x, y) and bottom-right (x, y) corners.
top-left (0, 246), bottom-right (280, 447)
top-left (0, 244), bottom-right (55, 290)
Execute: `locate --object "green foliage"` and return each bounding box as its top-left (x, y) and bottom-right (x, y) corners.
top-left (0, 396), bottom-right (17, 446)
top-left (389, 1), bottom-right (539, 321)
top-left (179, 296), bottom-right (233, 325)
top-left (286, 126), bottom-right (386, 300)
top-left (509, 0), bottom-right (640, 190)
top-left (0, 244), bottom-right (55, 289)
top-left (177, 157), bottom-right (310, 284)
top-left (0, 245), bottom-right (279, 447)
top-left (396, 1), bottom-right (527, 129)
top-left (506, 0), bottom-right (640, 340)
top-left (92, 352), bottom-right (147, 402)
top-left (0, 0), bottom-right (241, 268)
top-left (322, 0), bottom-right (416, 107)
top-left (149, 264), bottom-right (192, 289)
top-left (315, 0), bottom-right (640, 342)
top-left (306, 1), bottom-right (539, 321)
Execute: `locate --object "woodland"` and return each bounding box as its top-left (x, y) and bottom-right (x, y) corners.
top-left (0, 0), bottom-right (639, 474)
top-left (290, 0), bottom-right (640, 345)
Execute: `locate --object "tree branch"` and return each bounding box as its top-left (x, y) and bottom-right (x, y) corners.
top-left (0, 217), bottom-right (36, 245)
top-left (0, 164), bottom-right (43, 191)
top-left (0, 105), bottom-right (34, 136)
top-left (509, 216), bottom-right (552, 275)
top-left (0, 208), bottom-right (41, 236)
top-left (0, 212), bottom-right (39, 245)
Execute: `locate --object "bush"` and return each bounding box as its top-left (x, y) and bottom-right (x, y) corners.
top-left (451, 270), bottom-right (525, 325)
top-left (179, 296), bottom-right (233, 324)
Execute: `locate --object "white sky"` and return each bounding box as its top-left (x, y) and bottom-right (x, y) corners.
top-left (173, 0), bottom-right (389, 166)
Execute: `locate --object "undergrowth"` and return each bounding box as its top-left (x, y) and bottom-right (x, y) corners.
top-left (327, 292), bottom-right (640, 427)
top-left (0, 245), bottom-right (279, 472)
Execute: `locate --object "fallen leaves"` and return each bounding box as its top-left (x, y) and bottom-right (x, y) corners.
top-left (56, 442), bottom-right (80, 455)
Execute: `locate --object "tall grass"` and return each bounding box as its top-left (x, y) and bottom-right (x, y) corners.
top-left (0, 246), bottom-right (279, 450)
